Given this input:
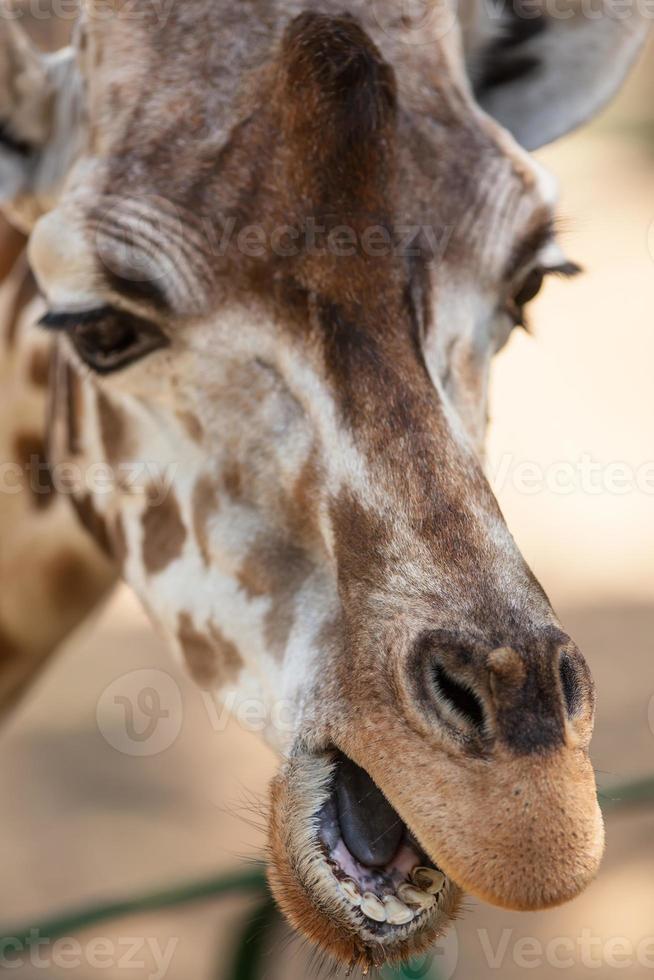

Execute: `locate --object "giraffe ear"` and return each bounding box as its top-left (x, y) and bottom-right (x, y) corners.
top-left (466, 0), bottom-right (649, 150)
top-left (0, 20), bottom-right (82, 229)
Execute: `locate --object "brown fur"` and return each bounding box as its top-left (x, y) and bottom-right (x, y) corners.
top-left (177, 410), bottom-right (203, 443)
top-left (222, 460), bottom-right (244, 501)
top-left (27, 344), bottom-right (51, 387)
top-left (177, 612), bottom-right (242, 688)
top-left (0, 621), bottom-right (20, 663)
top-left (237, 534), bottom-right (314, 659)
top-left (69, 492), bottom-right (113, 558)
top-left (47, 547), bottom-right (109, 611)
top-left (63, 360), bottom-right (83, 456)
top-left (0, 218), bottom-right (26, 285)
top-left (141, 484), bottom-right (187, 574)
top-left (13, 431), bottom-right (55, 510)
top-left (96, 388), bottom-right (132, 465)
top-left (111, 512), bottom-right (128, 569)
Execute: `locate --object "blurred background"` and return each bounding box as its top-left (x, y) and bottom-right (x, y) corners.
top-left (0, 12), bottom-right (652, 980)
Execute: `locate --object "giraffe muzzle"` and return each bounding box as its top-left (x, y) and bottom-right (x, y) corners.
top-left (335, 637), bottom-right (605, 914)
top-left (267, 632), bottom-right (603, 967)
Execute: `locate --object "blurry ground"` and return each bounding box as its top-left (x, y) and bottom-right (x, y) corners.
top-left (1, 24), bottom-right (653, 980)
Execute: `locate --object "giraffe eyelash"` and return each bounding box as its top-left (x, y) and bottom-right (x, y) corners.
top-left (505, 259), bottom-right (582, 328)
top-left (38, 306), bottom-right (169, 374)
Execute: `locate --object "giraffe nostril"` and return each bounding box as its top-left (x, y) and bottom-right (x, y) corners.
top-left (431, 663), bottom-right (486, 733)
top-left (559, 653), bottom-right (582, 717)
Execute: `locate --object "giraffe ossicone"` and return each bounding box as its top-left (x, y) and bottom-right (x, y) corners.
top-left (0, 0), bottom-right (648, 970)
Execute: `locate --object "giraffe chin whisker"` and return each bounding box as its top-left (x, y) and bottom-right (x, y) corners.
top-left (267, 749), bottom-right (462, 971)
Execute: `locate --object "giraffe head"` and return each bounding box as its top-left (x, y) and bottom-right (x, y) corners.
top-left (2, 0), bottom-right (647, 968)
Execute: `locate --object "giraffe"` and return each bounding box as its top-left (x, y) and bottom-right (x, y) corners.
top-left (0, 0), bottom-right (648, 970)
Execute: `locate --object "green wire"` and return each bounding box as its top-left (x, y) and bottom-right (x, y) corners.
top-left (1, 776), bottom-right (652, 973)
top-left (226, 893), bottom-right (278, 980)
top-left (0, 866), bottom-right (266, 958)
top-left (384, 956), bottom-right (443, 980)
top-left (598, 776), bottom-right (654, 813)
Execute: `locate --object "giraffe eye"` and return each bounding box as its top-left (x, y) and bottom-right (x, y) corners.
top-left (513, 267), bottom-right (545, 308)
top-left (506, 258), bottom-right (581, 328)
top-left (39, 306), bottom-right (169, 374)
top-left (504, 267), bottom-right (546, 328)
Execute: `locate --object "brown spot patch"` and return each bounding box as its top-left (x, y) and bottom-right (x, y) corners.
top-left (0, 621), bottom-right (20, 663)
top-left (13, 432), bottom-right (55, 510)
top-left (328, 488), bottom-right (391, 594)
top-left (63, 362), bottom-right (83, 456)
top-left (191, 475), bottom-right (219, 566)
top-left (47, 548), bottom-right (106, 609)
top-left (178, 410), bottom-right (203, 443)
top-left (0, 220), bottom-right (26, 285)
top-left (96, 388), bottom-right (132, 465)
top-left (286, 448), bottom-right (323, 546)
top-left (223, 460), bottom-right (244, 500)
top-left (141, 485), bottom-right (187, 575)
top-left (237, 535), bottom-right (313, 659)
top-left (177, 612), bottom-right (242, 687)
top-left (28, 345), bottom-right (52, 388)
top-left (69, 493), bottom-right (113, 558)
top-left (112, 513), bottom-right (128, 568)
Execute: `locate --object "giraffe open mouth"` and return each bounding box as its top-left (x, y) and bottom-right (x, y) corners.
top-left (268, 749), bottom-right (461, 970)
top-left (319, 751), bottom-right (453, 926)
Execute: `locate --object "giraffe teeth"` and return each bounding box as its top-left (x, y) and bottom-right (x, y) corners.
top-left (411, 867), bottom-right (446, 894)
top-left (361, 893), bottom-right (386, 922)
top-left (383, 895), bottom-right (414, 925)
top-left (339, 878), bottom-right (362, 906)
top-left (397, 883), bottom-right (436, 909)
